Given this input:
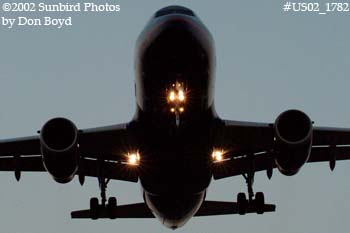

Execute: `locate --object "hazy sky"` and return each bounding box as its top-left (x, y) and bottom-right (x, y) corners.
top-left (1, 1), bottom-right (350, 233)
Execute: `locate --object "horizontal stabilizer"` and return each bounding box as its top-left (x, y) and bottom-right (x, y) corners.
top-left (72, 200), bottom-right (275, 219)
top-left (71, 203), bottom-right (154, 219)
top-left (195, 200), bottom-right (276, 216)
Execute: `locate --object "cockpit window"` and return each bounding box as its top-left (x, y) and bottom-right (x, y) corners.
top-left (155, 6), bottom-right (195, 18)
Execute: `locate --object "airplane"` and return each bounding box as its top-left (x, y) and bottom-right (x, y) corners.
top-left (1, 5), bottom-right (350, 230)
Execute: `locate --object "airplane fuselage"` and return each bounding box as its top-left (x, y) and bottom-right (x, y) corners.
top-left (131, 6), bottom-right (218, 229)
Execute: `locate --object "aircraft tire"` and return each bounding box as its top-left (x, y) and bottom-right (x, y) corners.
top-left (90, 197), bottom-right (99, 220)
top-left (237, 192), bottom-right (247, 215)
top-left (255, 192), bottom-right (265, 214)
top-left (107, 197), bottom-right (117, 219)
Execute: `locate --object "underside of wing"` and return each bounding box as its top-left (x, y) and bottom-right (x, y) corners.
top-left (0, 119), bottom-right (138, 183)
top-left (215, 120), bottom-right (274, 156)
top-left (313, 127), bottom-right (350, 145)
top-left (213, 110), bottom-right (350, 180)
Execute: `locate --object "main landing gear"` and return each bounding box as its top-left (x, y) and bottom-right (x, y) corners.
top-left (89, 176), bottom-right (118, 220)
top-left (236, 154), bottom-right (265, 215)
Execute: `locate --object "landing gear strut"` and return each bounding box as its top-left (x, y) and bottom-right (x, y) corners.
top-left (98, 176), bottom-right (110, 207)
top-left (237, 154), bottom-right (265, 215)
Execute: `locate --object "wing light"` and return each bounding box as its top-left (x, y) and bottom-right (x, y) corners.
top-left (126, 151), bottom-right (141, 166)
top-left (212, 149), bottom-right (224, 162)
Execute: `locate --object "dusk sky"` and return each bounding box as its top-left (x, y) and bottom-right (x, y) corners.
top-left (1, 1), bottom-right (350, 233)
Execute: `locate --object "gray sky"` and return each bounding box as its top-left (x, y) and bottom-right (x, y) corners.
top-left (1, 0), bottom-right (350, 232)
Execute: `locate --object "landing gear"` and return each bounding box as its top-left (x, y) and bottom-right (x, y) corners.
top-left (89, 195), bottom-right (117, 220)
top-left (236, 190), bottom-right (265, 215)
top-left (107, 197), bottom-right (117, 219)
top-left (237, 154), bottom-right (266, 215)
top-left (88, 165), bottom-right (118, 219)
top-left (89, 196), bottom-right (117, 219)
top-left (98, 176), bottom-right (110, 207)
top-left (237, 193), bottom-right (248, 215)
top-left (89, 197), bottom-right (99, 220)
top-left (255, 192), bottom-right (265, 214)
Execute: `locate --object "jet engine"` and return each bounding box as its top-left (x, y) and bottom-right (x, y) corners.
top-left (273, 109), bottom-right (313, 176)
top-left (40, 118), bottom-right (79, 183)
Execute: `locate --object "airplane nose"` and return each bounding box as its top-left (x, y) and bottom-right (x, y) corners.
top-left (154, 5), bottom-right (195, 18)
top-left (144, 191), bottom-right (205, 229)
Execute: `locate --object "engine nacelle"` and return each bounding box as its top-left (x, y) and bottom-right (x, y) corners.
top-left (40, 118), bottom-right (79, 183)
top-left (274, 109), bottom-right (313, 176)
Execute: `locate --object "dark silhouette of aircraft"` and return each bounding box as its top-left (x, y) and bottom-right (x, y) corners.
top-left (1, 5), bottom-right (349, 229)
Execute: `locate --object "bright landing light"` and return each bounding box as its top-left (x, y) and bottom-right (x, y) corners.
top-left (167, 82), bottom-right (187, 115)
top-left (169, 91), bottom-right (176, 101)
top-left (127, 151), bottom-right (141, 166)
top-left (178, 90), bottom-right (185, 101)
top-left (212, 149), bottom-right (224, 162)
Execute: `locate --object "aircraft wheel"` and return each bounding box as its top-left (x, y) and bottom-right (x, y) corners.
top-left (237, 192), bottom-right (247, 215)
top-left (90, 197), bottom-right (99, 220)
top-left (107, 197), bottom-right (117, 219)
top-left (255, 192), bottom-right (265, 214)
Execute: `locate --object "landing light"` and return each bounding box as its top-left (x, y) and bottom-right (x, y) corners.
top-left (168, 89), bottom-right (186, 102)
top-left (212, 149), bottom-right (224, 162)
top-left (166, 82), bottom-right (188, 122)
top-left (178, 90), bottom-right (185, 101)
top-left (127, 151), bottom-right (140, 166)
top-left (169, 91), bottom-right (176, 101)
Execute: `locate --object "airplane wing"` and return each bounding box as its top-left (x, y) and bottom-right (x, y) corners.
top-left (0, 123), bottom-right (138, 182)
top-left (212, 119), bottom-right (350, 179)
